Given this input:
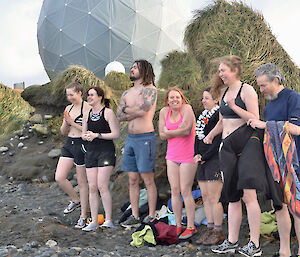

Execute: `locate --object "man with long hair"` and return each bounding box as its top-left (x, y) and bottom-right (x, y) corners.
top-left (117, 60), bottom-right (158, 228)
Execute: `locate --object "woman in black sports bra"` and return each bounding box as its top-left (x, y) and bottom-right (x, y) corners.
top-left (204, 56), bottom-right (263, 256)
top-left (81, 87), bottom-right (119, 231)
top-left (55, 78), bottom-right (90, 229)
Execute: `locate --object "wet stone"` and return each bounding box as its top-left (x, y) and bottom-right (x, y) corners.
top-left (27, 241), bottom-right (39, 248)
top-left (79, 249), bottom-right (97, 256)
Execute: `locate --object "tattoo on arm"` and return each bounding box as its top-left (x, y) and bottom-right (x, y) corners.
top-left (116, 90), bottom-right (129, 121)
top-left (139, 88), bottom-right (157, 112)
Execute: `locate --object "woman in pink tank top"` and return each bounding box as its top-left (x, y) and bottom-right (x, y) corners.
top-left (159, 87), bottom-right (197, 239)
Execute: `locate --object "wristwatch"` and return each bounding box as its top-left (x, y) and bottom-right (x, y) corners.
top-left (97, 133), bottom-right (102, 139)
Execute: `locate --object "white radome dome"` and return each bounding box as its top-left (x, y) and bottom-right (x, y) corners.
top-left (37, 0), bottom-right (190, 80)
top-left (105, 61), bottom-right (125, 76)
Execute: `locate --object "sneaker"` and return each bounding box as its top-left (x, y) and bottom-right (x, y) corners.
top-left (176, 225), bottom-right (187, 236)
top-left (143, 215), bottom-right (156, 224)
top-left (211, 239), bottom-right (239, 254)
top-left (74, 217), bottom-right (87, 229)
top-left (82, 222), bottom-right (99, 232)
top-left (101, 220), bottom-right (114, 228)
top-left (63, 201), bottom-right (80, 214)
top-left (120, 215), bottom-right (141, 228)
top-left (178, 227), bottom-right (198, 239)
top-left (176, 226), bottom-right (183, 236)
top-left (237, 241), bottom-right (262, 257)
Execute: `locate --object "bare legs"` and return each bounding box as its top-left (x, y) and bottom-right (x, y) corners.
top-left (76, 166), bottom-right (89, 218)
top-left (227, 189), bottom-right (261, 247)
top-left (55, 157), bottom-right (80, 203)
top-left (198, 180), bottom-right (223, 227)
top-left (167, 160), bottom-right (197, 229)
top-left (86, 166), bottom-right (113, 224)
top-left (55, 157), bottom-right (89, 219)
top-left (128, 171), bottom-right (157, 218)
top-left (243, 189), bottom-right (261, 247)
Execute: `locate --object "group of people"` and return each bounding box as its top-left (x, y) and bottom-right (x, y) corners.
top-left (55, 57), bottom-right (300, 257)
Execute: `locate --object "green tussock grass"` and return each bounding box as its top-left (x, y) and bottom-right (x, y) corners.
top-left (22, 65), bottom-right (118, 112)
top-left (0, 83), bottom-right (33, 142)
top-left (184, 0), bottom-right (300, 92)
top-left (104, 71), bottom-right (131, 91)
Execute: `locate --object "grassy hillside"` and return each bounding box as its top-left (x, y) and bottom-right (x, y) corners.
top-left (158, 50), bottom-right (208, 115)
top-left (0, 83), bottom-right (33, 141)
top-left (22, 65), bottom-right (118, 113)
top-left (183, 0), bottom-right (300, 92)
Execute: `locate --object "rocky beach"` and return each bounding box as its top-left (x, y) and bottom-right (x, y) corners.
top-left (0, 116), bottom-right (298, 257)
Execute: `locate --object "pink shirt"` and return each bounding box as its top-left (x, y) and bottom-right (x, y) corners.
top-left (165, 107), bottom-right (195, 163)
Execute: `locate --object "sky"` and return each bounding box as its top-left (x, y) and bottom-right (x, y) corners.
top-left (0, 0), bottom-right (299, 88)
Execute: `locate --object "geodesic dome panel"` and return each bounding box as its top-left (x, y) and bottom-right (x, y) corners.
top-left (37, 0), bottom-right (190, 81)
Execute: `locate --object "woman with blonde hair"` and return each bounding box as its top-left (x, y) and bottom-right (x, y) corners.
top-left (205, 56), bottom-right (263, 256)
top-left (159, 87), bottom-right (197, 239)
top-left (55, 78), bottom-right (90, 228)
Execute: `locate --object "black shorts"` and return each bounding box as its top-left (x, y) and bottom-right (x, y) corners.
top-left (85, 145), bottom-right (116, 168)
top-left (196, 158), bottom-right (222, 181)
top-left (220, 125), bottom-right (267, 203)
top-left (61, 137), bottom-right (85, 166)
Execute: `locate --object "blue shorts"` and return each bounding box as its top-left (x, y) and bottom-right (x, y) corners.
top-left (122, 132), bottom-right (156, 173)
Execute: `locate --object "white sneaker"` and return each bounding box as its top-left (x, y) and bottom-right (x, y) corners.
top-left (82, 222), bottom-right (99, 231)
top-left (63, 201), bottom-right (80, 214)
top-left (74, 217), bottom-right (87, 229)
top-left (101, 220), bottom-right (114, 228)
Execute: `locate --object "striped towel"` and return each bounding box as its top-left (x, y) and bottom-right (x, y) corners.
top-left (264, 121), bottom-right (300, 217)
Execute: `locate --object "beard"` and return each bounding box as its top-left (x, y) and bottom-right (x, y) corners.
top-left (265, 92), bottom-right (279, 101)
top-left (130, 74), bottom-right (141, 81)
top-left (129, 76), bottom-right (137, 81)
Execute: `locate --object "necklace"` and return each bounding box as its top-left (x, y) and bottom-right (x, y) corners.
top-left (195, 106), bottom-right (219, 140)
top-left (90, 107), bottom-right (103, 121)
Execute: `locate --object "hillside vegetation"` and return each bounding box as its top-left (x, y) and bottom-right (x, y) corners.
top-left (0, 83), bottom-right (33, 141)
top-left (184, 0), bottom-right (300, 90)
top-left (22, 65), bottom-right (118, 114)
top-left (158, 0), bottom-right (300, 116)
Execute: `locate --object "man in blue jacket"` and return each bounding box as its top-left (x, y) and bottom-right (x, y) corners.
top-left (248, 63), bottom-right (300, 257)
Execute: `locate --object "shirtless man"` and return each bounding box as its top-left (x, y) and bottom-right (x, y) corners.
top-left (117, 60), bottom-right (158, 228)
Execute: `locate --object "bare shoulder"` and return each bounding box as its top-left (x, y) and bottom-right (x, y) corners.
top-left (142, 84), bottom-right (157, 95)
top-left (83, 101), bottom-right (91, 111)
top-left (182, 104), bottom-right (193, 112)
top-left (104, 107), bottom-right (115, 119)
top-left (144, 83), bottom-right (156, 89)
top-left (219, 87), bottom-right (228, 99)
top-left (159, 106), bottom-right (168, 115)
top-left (64, 104), bottom-right (72, 112)
top-left (242, 83), bottom-right (257, 96)
top-left (104, 107), bottom-right (114, 115)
